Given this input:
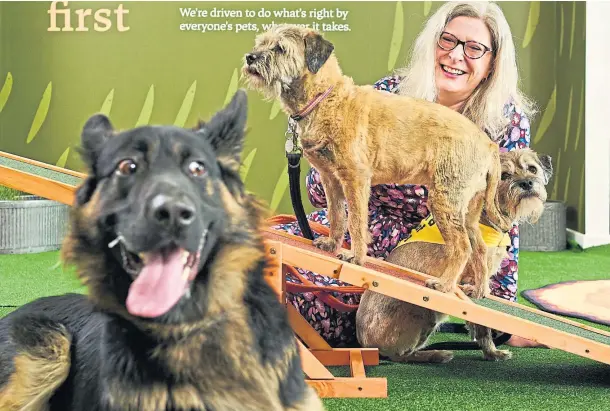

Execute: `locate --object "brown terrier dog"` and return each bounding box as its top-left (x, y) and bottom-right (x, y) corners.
top-left (355, 148), bottom-right (553, 363)
top-left (242, 24), bottom-right (514, 298)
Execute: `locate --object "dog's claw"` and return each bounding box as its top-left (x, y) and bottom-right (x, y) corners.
top-left (313, 236), bottom-right (338, 253)
top-left (459, 284), bottom-right (486, 299)
top-left (337, 251), bottom-right (355, 263)
top-left (425, 279), bottom-right (454, 293)
top-left (483, 349), bottom-right (513, 361)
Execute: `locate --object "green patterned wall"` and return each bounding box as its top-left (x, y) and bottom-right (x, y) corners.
top-left (0, 1), bottom-right (586, 231)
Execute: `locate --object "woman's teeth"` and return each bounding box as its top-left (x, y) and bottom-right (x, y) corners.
top-left (182, 266), bottom-right (191, 281)
top-left (442, 65), bottom-right (464, 75)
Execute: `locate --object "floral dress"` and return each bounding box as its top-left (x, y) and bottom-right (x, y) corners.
top-left (272, 75), bottom-right (532, 347)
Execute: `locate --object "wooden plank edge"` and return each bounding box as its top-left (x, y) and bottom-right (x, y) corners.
top-left (306, 377), bottom-right (387, 398)
top-left (349, 350), bottom-right (366, 378)
top-left (309, 349), bottom-right (380, 366)
top-left (262, 227), bottom-right (433, 283)
top-left (487, 295), bottom-right (610, 338)
top-left (0, 150), bottom-right (86, 179)
top-left (297, 339), bottom-right (335, 380)
top-left (0, 165), bottom-right (76, 206)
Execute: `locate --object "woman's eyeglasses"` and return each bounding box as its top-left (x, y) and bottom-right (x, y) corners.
top-left (437, 32), bottom-right (492, 59)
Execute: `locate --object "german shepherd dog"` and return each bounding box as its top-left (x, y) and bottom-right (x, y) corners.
top-left (0, 90), bottom-right (324, 411)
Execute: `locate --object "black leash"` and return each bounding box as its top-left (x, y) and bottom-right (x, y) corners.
top-left (287, 152), bottom-right (314, 240)
top-left (285, 117), bottom-right (314, 240)
top-left (423, 324), bottom-right (512, 351)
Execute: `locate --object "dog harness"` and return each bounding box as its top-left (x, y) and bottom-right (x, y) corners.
top-left (395, 214), bottom-right (511, 250)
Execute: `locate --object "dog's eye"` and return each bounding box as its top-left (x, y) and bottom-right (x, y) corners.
top-left (273, 44), bottom-right (284, 54)
top-left (116, 159), bottom-right (137, 176)
top-left (188, 161), bottom-right (206, 177)
top-left (501, 172), bottom-right (510, 181)
top-left (527, 166), bottom-right (538, 174)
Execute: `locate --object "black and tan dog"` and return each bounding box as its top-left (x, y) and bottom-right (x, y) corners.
top-left (0, 90), bottom-right (324, 411)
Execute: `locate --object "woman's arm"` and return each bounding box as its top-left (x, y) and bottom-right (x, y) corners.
top-left (498, 104), bottom-right (531, 151)
top-left (305, 166), bottom-right (327, 208)
top-left (490, 103), bottom-right (532, 302)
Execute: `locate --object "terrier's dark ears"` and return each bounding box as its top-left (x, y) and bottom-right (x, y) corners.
top-left (304, 32), bottom-right (334, 74)
top-left (538, 154), bottom-right (553, 184)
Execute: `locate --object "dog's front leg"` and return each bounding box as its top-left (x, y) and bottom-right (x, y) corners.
top-left (338, 172), bottom-right (372, 265)
top-left (467, 323), bottom-right (512, 361)
top-left (312, 171), bottom-right (347, 254)
top-left (424, 191), bottom-right (471, 293)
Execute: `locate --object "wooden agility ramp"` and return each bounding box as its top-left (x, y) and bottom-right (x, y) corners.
top-left (2, 150), bottom-right (610, 400)
top-left (0, 150), bottom-right (84, 204)
top-left (261, 228), bottom-right (610, 397)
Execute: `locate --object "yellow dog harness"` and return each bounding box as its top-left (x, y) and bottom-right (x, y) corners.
top-left (395, 214), bottom-right (511, 250)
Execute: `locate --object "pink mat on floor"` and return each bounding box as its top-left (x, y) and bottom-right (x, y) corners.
top-left (521, 280), bottom-right (610, 327)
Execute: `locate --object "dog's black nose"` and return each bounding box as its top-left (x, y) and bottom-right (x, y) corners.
top-left (246, 53), bottom-right (258, 65)
top-left (518, 180), bottom-right (534, 190)
top-left (149, 194), bottom-right (196, 228)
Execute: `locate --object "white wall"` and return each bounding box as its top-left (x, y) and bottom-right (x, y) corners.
top-left (569, 0), bottom-right (610, 248)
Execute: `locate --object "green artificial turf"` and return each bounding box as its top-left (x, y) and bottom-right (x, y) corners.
top-left (516, 244), bottom-right (610, 334)
top-left (0, 185), bottom-right (27, 200)
top-left (1, 245), bottom-right (609, 410)
top-left (0, 251), bottom-right (86, 317)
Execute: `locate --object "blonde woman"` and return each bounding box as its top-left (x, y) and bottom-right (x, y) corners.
top-left (274, 1), bottom-right (541, 348)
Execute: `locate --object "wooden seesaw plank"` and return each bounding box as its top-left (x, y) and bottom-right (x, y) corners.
top-left (0, 165), bottom-right (77, 206)
top-left (0, 150), bottom-right (86, 179)
top-left (262, 228), bottom-right (610, 366)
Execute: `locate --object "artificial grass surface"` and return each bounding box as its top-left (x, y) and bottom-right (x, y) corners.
top-left (0, 251), bottom-right (85, 318)
top-left (1, 245), bottom-right (609, 410)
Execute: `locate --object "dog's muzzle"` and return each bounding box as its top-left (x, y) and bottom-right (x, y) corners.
top-left (109, 228), bottom-right (208, 319)
top-left (106, 185), bottom-right (210, 318)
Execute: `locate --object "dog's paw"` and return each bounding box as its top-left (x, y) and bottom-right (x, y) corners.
top-left (459, 284), bottom-right (486, 299)
top-left (313, 236), bottom-right (338, 253)
top-left (429, 350), bottom-right (454, 364)
top-left (425, 279), bottom-right (452, 293)
top-left (483, 349), bottom-right (512, 362)
top-left (337, 250), bottom-right (356, 263)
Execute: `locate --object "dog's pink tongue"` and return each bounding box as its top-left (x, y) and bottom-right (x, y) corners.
top-left (125, 249), bottom-right (187, 318)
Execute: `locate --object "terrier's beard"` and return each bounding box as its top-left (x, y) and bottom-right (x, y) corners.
top-left (513, 197), bottom-right (545, 225)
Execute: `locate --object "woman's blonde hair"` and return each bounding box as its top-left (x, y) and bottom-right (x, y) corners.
top-left (396, 1), bottom-right (536, 140)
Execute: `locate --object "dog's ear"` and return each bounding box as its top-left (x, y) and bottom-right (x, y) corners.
top-left (80, 114), bottom-right (114, 172)
top-left (196, 89), bottom-right (248, 171)
top-left (304, 32), bottom-right (334, 74)
top-left (74, 176), bottom-right (98, 206)
top-left (538, 154), bottom-right (553, 184)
